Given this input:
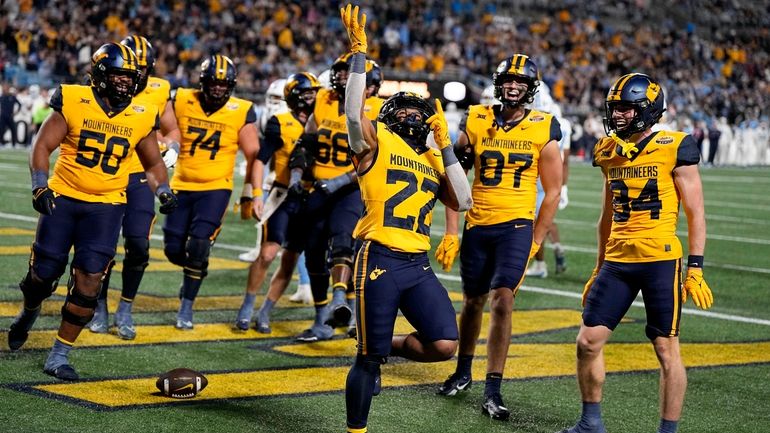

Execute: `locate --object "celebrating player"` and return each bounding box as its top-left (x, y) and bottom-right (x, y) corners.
top-left (340, 5), bottom-right (472, 432)
top-left (8, 43), bottom-right (177, 380)
top-left (557, 73), bottom-right (714, 433)
top-left (234, 72), bottom-right (321, 332)
top-left (435, 54), bottom-right (563, 421)
top-left (88, 35), bottom-right (182, 340)
top-left (163, 54), bottom-right (259, 329)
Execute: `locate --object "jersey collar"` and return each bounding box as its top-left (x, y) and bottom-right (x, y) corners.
top-left (91, 87), bottom-right (130, 118)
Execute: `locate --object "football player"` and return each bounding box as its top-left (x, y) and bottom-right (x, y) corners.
top-left (88, 35), bottom-right (182, 340)
top-left (558, 73), bottom-right (713, 433)
top-left (340, 6), bottom-right (472, 432)
top-left (234, 72), bottom-right (321, 333)
top-left (285, 53), bottom-right (382, 342)
top-left (163, 54), bottom-right (260, 329)
top-left (434, 54), bottom-right (563, 420)
top-left (7, 43), bottom-right (177, 380)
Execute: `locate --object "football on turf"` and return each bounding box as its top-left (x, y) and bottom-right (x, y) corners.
top-left (155, 368), bottom-right (208, 399)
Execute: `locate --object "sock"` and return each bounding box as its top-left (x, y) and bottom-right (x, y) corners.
top-left (237, 293), bottom-right (257, 322)
top-left (658, 419), bottom-right (678, 433)
top-left (116, 299), bottom-right (133, 316)
top-left (553, 242), bottom-right (564, 254)
top-left (576, 401), bottom-right (603, 430)
top-left (332, 285), bottom-right (347, 304)
top-left (314, 304), bottom-right (329, 327)
top-left (45, 338), bottom-right (73, 369)
top-left (178, 298), bottom-right (194, 322)
top-left (181, 275), bottom-right (204, 301)
top-left (258, 299), bottom-right (275, 323)
top-left (345, 356), bottom-right (380, 431)
top-left (457, 354), bottom-right (474, 377)
top-left (484, 372), bottom-right (502, 397)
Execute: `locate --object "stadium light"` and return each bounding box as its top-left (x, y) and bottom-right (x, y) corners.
top-left (443, 81), bottom-right (466, 102)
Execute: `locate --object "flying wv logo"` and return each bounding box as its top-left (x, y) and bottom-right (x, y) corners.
top-left (369, 267), bottom-right (386, 281)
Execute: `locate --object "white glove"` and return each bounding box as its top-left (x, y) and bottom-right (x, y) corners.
top-left (162, 141), bottom-right (180, 168)
top-left (559, 185), bottom-right (569, 210)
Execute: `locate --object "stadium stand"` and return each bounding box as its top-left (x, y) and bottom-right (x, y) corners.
top-left (0, 0), bottom-right (768, 164)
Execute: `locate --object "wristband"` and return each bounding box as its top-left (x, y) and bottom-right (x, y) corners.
top-left (687, 255), bottom-right (704, 268)
top-left (32, 169), bottom-right (49, 191)
top-left (252, 188), bottom-right (263, 198)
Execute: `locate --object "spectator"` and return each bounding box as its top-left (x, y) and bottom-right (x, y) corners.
top-left (0, 82), bottom-right (21, 147)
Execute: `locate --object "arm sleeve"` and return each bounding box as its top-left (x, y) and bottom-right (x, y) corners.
top-left (549, 116), bottom-right (563, 144)
top-left (257, 115), bottom-right (282, 164)
top-left (345, 53), bottom-right (369, 154)
top-left (676, 134), bottom-right (700, 167)
top-left (49, 86), bottom-right (63, 112)
top-left (458, 109), bottom-right (470, 138)
top-left (245, 103), bottom-right (257, 125)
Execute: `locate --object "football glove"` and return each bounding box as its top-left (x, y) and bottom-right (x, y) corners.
top-left (528, 241), bottom-right (541, 260)
top-left (32, 187), bottom-right (56, 215)
top-left (435, 234), bottom-right (460, 272)
top-left (426, 99), bottom-right (451, 150)
top-left (582, 267), bottom-right (599, 307)
top-left (156, 184), bottom-right (178, 214)
top-left (314, 172), bottom-right (353, 195)
top-left (559, 185), bottom-right (569, 210)
top-left (682, 267), bottom-right (714, 309)
top-left (340, 4), bottom-right (367, 54)
top-left (161, 140), bottom-right (180, 168)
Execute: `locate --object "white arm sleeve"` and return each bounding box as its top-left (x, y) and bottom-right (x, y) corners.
top-left (441, 145), bottom-right (472, 212)
top-left (345, 53), bottom-right (369, 155)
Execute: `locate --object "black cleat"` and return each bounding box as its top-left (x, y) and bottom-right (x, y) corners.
top-left (481, 393), bottom-right (510, 421)
top-left (44, 364), bottom-right (79, 381)
top-left (437, 372), bottom-right (472, 396)
top-left (325, 303), bottom-right (352, 328)
top-left (8, 307), bottom-right (41, 351)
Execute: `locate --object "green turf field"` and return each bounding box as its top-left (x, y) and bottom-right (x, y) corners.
top-left (1, 148), bottom-right (768, 432)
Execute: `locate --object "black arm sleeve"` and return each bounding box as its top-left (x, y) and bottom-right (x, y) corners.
top-left (49, 86), bottom-right (63, 112)
top-left (676, 135), bottom-right (700, 167)
top-left (257, 115), bottom-right (282, 164)
top-left (549, 116), bottom-right (563, 143)
top-left (458, 109), bottom-right (470, 137)
top-left (245, 103), bottom-right (257, 125)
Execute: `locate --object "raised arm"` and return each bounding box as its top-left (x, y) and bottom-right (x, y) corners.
top-left (341, 4), bottom-right (378, 173)
top-left (427, 99), bottom-right (472, 212)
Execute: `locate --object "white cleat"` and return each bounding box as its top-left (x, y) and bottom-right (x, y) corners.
top-left (238, 248), bottom-right (259, 263)
top-left (288, 283), bottom-right (312, 304)
top-left (526, 261), bottom-right (548, 278)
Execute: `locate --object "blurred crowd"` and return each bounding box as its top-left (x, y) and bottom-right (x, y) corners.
top-left (1, 0), bottom-right (768, 163)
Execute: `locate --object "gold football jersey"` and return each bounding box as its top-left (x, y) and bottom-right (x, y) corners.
top-left (126, 76), bottom-right (171, 174)
top-left (267, 112), bottom-right (304, 186)
top-left (171, 88), bottom-right (256, 191)
top-left (312, 88), bottom-right (353, 180)
top-left (593, 130), bottom-right (700, 262)
top-left (48, 84), bottom-right (159, 203)
top-left (464, 105), bottom-right (559, 226)
top-left (364, 95), bottom-right (385, 121)
top-left (353, 124), bottom-right (445, 253)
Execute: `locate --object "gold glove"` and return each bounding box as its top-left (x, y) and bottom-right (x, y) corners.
top-left (426, 99), bottom-right (451, 150)
top-left (682, 267), bottom-right (714, 309)
top-left (435, 234), bottom-right (460, 272)
top-left (340, 4), bottom-right (368, 54)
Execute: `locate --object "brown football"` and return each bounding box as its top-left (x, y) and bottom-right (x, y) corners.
top-left (155, 368), bottom-right (208, 399)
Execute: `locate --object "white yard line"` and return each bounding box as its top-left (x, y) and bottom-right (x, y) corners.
top-left (1, 211), bottom-right (770, 325)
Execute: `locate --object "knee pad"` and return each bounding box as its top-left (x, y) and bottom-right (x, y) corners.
top-left (163, 231), bottom-right (186, 267)
top-left (61, 276), bottom-right (99, 326)
top-left (123, 236), bottom-right (150, 272)
top-left (30, 245), bottom-right (68, 282)
top-left (19, 269), bottom-right (59, 307)
top-left (330, 235), bottom-right (354, 268)
top-left (184, 237), bottom-right (211, 279)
